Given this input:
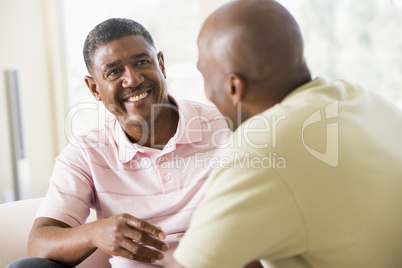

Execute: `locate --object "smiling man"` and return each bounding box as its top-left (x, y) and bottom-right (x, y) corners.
top-left (85, 33), bottom-right (178, 148)
top-left (7, 18), bottom-right (229, 268)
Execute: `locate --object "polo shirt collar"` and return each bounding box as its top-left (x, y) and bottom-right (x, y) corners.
top-left (115, 120), bottom-right (144, 163)
top-left (170, 95), bottom-right (202, 145)
top-left (282, 77), bottom-right (327, 102)
top-left (115, 95), bottom-right (203, 163)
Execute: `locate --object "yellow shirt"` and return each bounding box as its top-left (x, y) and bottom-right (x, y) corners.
top-left (174, 78), bottom-right (402, 268)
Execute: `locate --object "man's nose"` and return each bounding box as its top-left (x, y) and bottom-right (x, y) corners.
top-left (121, 67), bottom-right (144, 88)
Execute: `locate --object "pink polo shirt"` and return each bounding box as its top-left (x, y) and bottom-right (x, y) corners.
top-left (36, 98), bottom-right (230, 267)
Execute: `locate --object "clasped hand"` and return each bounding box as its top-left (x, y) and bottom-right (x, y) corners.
top-left (92, 213), bottom-right (169, 263)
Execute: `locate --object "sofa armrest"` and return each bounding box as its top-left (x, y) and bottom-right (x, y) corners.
top-left (0, 198), bottom-right (110, 268)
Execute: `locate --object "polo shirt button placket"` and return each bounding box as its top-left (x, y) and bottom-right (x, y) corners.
top-left (158, 156), bottom-right (174, 199)
top-left (159, 156), bottom-right (167, 164)
top-left (159, 157), bottom-right (171, 182)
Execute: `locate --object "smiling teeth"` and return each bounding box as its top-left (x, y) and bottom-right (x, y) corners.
top-left (128, 92), bottom-right (148, 102)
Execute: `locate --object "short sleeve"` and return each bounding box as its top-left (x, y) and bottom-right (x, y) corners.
top-left (174, 149), bottom-right (307, 268)
top-left (35, 143), bottom-right (96, 227)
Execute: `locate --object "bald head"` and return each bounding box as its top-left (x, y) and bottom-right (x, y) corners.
top-left (198, 0), bottom-right (311, 124)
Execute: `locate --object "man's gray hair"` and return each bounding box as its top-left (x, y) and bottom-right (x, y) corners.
top-left (83, 18), bottom-right (156, 73)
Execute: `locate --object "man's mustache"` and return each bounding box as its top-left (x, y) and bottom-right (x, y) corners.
top-left (120, 84), bottom-right (154, 101)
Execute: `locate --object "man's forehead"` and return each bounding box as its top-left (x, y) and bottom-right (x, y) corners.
top-left (98, 35), bottom-right (154, 54)
top-left (197, 29), bottom-right (216, 57)
top-left (93, 35), bottom-right (156, 65)
top-left (196, 38), bottom-right (209, 70)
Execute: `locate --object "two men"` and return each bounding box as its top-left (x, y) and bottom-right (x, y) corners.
top-left (170, 0), bottom-right (402, 267)
top-left (9, 19), bottom-right (229, 267)
top-left (10, 0), bottom-right (402, 267)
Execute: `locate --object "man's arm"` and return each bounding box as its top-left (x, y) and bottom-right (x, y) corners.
top-left (28, 214), bottom-right (169, 267)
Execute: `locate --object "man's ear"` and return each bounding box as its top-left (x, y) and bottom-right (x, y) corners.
top-left (157, 51), bottom-right (167, 78)
top-left (84, 76), bottom-right (101, 101)
top-left (226, 73), bottom-right (246, 106)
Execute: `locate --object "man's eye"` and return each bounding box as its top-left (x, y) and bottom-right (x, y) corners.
top-left (108, 69), bottom-right (120, 77)
top-left (137, 59), bottom-right (150, 65)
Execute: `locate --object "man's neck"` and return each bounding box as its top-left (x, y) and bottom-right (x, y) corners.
top-left (123, 101), bottom-right (179, 149)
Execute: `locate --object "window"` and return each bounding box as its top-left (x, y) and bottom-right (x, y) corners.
top-left (62, 0), bottom-right (402, 139)
top-left (281, 0), bottom-right (402, 107)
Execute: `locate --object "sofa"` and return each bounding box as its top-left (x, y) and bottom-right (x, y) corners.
top-left (0, 198), bottom-right (111, 267)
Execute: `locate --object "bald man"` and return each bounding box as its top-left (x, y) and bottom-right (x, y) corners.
top-left (167, 0), bottom-right (402, 267)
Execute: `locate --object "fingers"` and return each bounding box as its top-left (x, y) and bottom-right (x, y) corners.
top-left (124, 215), bottom-right (166, 240)
top-left (120, 237), bottom-right (165, 262)
top-left (116, 241), bottom-right (164, 263)
top-left (94, 214), bottom-right (169, 263)
top-left (118, 214), bottom-right (168, 250)
top-left (126, 227), bottom-right (169, 252)
top-left (115, 214), bottom-right (169, 261)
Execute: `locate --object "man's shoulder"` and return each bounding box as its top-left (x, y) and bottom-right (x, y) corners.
top-left (178, 99), bottom-right (219, 113)
top-left (177, 99), bottom-right (225, 123)
top-left (67, 117), bottom-right (116, 149)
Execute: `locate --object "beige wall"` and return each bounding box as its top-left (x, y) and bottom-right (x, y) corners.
top-left (0, 0), bottom-right (67, 202)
